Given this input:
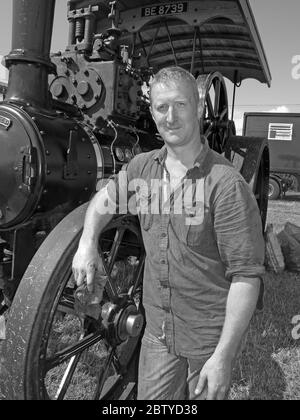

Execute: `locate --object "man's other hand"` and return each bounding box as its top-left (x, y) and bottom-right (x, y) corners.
top-left (194, 354), bottom-right (232, 400)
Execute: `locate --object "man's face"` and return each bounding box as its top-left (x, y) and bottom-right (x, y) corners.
top-left (150, 79), bottom-right (200, 147)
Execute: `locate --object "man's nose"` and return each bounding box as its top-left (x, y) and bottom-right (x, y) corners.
top-left (166, 106), bottom-right (177, 124)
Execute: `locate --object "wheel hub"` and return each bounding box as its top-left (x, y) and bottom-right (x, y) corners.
top-left (101, 301), bottom-right (144, 345)
top-left (117, 304), bottom-right (144, 340)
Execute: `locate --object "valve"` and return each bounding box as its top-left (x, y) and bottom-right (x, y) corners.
top-left (107, 1), bottom-right (121, 36)
top-left (108, 1), bottom-right (117, 21)
top-left (121, 45), bottom-right (129, 64)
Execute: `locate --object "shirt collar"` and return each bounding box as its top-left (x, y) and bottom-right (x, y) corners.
top-left (153, 135), bottom-right (210, 170)
top-left (153, 145), bottom-right (167, 164)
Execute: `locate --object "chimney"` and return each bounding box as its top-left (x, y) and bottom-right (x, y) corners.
top-left (4, 0), bottom-right (56, 109)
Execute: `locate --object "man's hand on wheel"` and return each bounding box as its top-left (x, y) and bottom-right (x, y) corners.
top-left (72, 243), bottom-right (104, 293)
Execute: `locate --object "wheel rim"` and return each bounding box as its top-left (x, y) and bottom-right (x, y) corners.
top-left (197, 72), bottom-right (230, 153)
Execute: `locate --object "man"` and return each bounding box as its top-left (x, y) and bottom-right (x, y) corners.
top-left (72, 67), bottom-right (265, 400)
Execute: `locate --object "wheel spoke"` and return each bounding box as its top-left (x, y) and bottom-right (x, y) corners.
top-left (128, 252), bottom-right (145, 299)
top-left (212, 133), bottom-right (218, 150)
top-left (45, 329), bottom-right (103, 371)
top-left (214, 79), bottom-right (221, 116)
top-left (54, 333), bottom-right (84, 400)
top-left (107, 227), bottom-right (127, 275)
top-left (95, 347), bottom-right (116, 399)
top-left (219, 108), bottom-right (228, 121)
top-left (98, 226), bottom-right (128, 300)
top-left (206, 94), bottom-right (215, 119)
top-left (205, 124), bottom-right (213, 139)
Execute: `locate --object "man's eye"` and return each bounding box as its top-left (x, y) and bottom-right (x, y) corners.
top-left (157, 105), bottom-right (168, 113)
top-left (177, 102), bottom-right (186, 107)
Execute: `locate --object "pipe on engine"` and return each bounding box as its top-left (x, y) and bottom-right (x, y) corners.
top-left (4, 0), bottom-right (56, 109)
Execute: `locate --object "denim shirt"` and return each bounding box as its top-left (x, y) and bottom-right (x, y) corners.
top-left (107, 140), bottom-right (265, 358)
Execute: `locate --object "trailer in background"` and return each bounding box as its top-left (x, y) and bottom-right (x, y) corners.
top-left (243, 113), bottom-right (300, 199)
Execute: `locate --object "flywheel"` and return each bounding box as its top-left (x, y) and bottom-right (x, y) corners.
top-left (197, 72), bottom-right (235, 153)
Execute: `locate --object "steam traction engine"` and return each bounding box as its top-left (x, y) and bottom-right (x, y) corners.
top-left (0, 0), bottom-right (270, 399)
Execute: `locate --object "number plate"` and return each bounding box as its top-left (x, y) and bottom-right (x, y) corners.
top-left (141, 2), bottom-right (188, 18)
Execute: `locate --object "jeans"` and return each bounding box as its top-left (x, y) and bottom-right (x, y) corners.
top-left (137, 329), bottom-right (211, 400)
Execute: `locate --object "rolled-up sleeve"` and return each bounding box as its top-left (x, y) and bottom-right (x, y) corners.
top-left (213, 178), bottom-right (265, 281)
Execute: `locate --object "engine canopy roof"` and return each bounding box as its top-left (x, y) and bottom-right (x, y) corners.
top-left (69, 0), bottom-right (272, 86)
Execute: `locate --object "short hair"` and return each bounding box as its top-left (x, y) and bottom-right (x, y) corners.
top-left (149, 66), bottom-right (199, 104)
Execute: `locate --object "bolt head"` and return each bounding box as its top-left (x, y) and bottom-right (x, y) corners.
top-left (77, 80), bottom-right (90, 96)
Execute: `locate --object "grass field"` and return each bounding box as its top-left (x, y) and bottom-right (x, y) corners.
top-left (229, 270), bottom-right (300, 400)
top-left (229, 194), bottom-right (300, 400)
top-left (0, 196), bottom-right (300, 400)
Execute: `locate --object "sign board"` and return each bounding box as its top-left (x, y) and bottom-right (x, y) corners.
top-left (268, 123), bottom-right (294, 141)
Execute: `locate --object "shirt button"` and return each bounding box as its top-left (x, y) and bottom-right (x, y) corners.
top-left (160, 259), bottom-right (166, 265)
top-left (161, 233), bottom-right (167, 238)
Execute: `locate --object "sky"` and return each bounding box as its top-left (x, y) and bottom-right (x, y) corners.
top-left (0, 0), bottom-right (299, 133)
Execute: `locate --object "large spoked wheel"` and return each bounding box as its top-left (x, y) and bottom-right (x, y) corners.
top-left (3, 204), bottom-right (145, 400)
top-left (197, 72), bottom-right (234, 153)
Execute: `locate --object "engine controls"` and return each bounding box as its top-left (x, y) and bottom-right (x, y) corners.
top-left (114, 67), bottom-right (144, 120)
top-left (49, 59), bottom-right (105, 111)
top-left (124, 148), bottom-right (133, 161)
top-left (115, 147), bottom-right (125, 162)
top-left (50, 53), bottom-right (145, 127)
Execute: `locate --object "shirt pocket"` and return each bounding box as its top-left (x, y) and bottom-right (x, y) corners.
top-left (185, 203), bottom-right (205, 247)
top-left (173, 203), bottom-right (205, 247)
